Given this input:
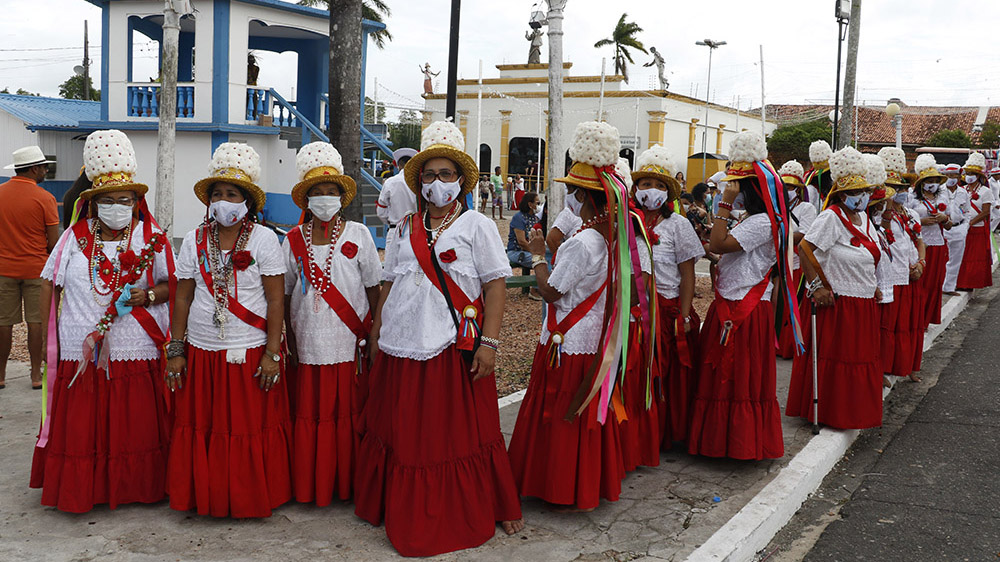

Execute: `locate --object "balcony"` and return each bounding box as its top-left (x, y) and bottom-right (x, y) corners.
top-left (126, 83), bottom-right (195, 118)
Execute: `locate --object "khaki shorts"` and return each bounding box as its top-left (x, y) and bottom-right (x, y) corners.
top-left (0, 276), bottom-right (43, 325)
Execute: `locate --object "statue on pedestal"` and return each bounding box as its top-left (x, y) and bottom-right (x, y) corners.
top-left (420, 63), bottom-right (440, 96)
top-left (644, 46), bottom-right (668, 90)
top-left (525, 28), bottom-right (544, 64)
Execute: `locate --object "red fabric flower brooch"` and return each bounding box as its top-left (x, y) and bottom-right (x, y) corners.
top-left (232, 250), bottom-right (255, 271)
top-left (439, 248), bottom-right (458, 263)
top-left (341, 241), bottom-right (358, 259)
top-left (118, 250), bottom-right (138, 271)
top-left (937, 203), bottom-right (947, 212)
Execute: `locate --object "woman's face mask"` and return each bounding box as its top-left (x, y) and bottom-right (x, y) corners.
top-left (923, 182), bottom-right (940, 194)
top-left (566, 189), bottom-right (585, 216)
top-left (209, 199), bottom-right (249, 227)
top-left (308, 195), bottom-right (342, 222)
top-left (946, 177), bottom-right (959, 187)
top-left (965, 174), bottom-right (979, 185)
top-left (635, 187), bottom-right (669, 210)
top-left (421, 179), bottom-right (462, 207)
top-left (97, 203), bottom-right (134, 231)
top-left (843, 192), bottom-right (871, 212)
top-left (893, 191), bottom-right (909, 204)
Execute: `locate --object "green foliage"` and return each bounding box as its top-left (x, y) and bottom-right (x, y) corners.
top-left (58, 74), bottom-right (100, 101)
top-left (925, 129), bottom-right (972, 149)
top-left (298, 0), bottom-right (392, 49)
top-left (975, 122), bottom-right (1000, 149)
top-left (387, 109), bottom-right (421, 150)
top-left (766, 119), bottom-right (833, 163)
top-left (1, 87), bottom-right (40, 96)
top-left (593, 13), bottom-right (647, 84)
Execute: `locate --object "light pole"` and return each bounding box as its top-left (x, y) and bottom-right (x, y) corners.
top-left (832, 0), bottom-right (851, 148)
top-left (696, 39), bottom-right (726, 181)
top-left (885, 101), bottom-right (902, 150)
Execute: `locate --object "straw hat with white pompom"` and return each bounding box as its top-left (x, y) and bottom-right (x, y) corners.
top-left (290, 142), bottom-right (357, 209)
top-left (403, 120), bottom-right (479, 196)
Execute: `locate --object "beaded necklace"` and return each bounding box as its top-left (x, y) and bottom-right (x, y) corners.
top-left (425, 201), bottom-right (461, 247)
top-left (207, 219), bottom-right (253, 339)
top-left (580, 212), bottom-right (609, 232)
top-left (88, 219), bottom-right (133, 307)
top-left (304, 217), bottom-right (344, 313)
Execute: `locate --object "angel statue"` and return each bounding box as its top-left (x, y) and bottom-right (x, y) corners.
top-left (644, 46), bottom-right (668, 90)
top-left (525, 28), bottom-right (544, 64)
top-left (420, 63), bottom-right (440, 96)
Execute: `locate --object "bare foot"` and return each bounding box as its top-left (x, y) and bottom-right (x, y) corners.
top-left (908, 373), bottom-right (922, 382)
top-left (500, 518), bottom-right (525, 535)
top-left (882, 376), bottom-right (892, 388)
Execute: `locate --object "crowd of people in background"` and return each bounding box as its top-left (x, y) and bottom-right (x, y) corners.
top-left (1, 116), bottom-right (997, 558)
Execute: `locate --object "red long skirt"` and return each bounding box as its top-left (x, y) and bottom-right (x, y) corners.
top-left (777, 269), bottom-right (804, 359)
top-left (619, 319), bottom-right (661, 471)
top-left (291, 361), bottom-right (359, 506)
top-left (507, 345), bottom-right (626, 510)
top-left (30, 359), bottom-right (170, 513)
top-left (786, 296), bottom-right (882, 429)
top-left (167, 345), bottom-right (293, 518)
top-left (354, 347), bottom-right (521, 558)
top-left (688, 299), bottom-right (784, 460)
top-left (881, 284), bottom-right (920, 377)
top-left (656, 296), bottom-right (701, 448)
top-left (919, 244), bottom-right (948, 328)
top-left (957, 223), bottom-right (993, 290)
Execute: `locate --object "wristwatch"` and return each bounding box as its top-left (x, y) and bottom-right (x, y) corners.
top-left (266, 350), bottom-right (281, 363)
top-left (147, 289), bottom-right (156, 305)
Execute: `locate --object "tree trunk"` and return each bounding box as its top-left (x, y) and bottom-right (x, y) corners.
top-left (545, 0), bottom-right (567, 230)
top-left (329, 0), bottom-right (363, 222)
top-left (155, 4), bottom-right (181, 239)
top-left (838, 0), bottom-right (862, 149)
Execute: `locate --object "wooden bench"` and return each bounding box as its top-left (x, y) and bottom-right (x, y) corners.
top-left (506, 274), bottom-right (537, 288)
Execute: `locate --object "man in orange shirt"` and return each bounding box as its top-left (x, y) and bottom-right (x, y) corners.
top-left (0, 146), bottom-right (59, 390)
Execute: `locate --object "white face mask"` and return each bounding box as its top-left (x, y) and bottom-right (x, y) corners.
top-left (732, 191), bottom-right (746, 210)
top-left (566, 190), bottom-right (585, 216)
top-left (308, 195), bottom-right (341, 222)
top-left (96, 203), bottom-right (134, 231)
top-left (893, 191), bottom-right (909, 204)
top-left (946, 178), bottom-right (958, 187)
top-left (635, 187), bottom-right (669, 210)
top-left (421, 179), bottom-right (462, 208)
top-left (965, 174), bottom-right (979, 185)
top-left (210, 199), bottom-right (249, 227)
top-left (923, 183), bottom-right (940, 194)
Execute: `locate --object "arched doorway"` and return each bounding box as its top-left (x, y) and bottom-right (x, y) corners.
top-left (479, 144), bottom-right (492, 174)
top-left (508, 137), bottom-right (546, 192)
top-left (619, 148), bottom-right (635, 169)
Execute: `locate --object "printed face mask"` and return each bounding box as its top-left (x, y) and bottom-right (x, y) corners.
top-left (308, 195), bottom-right (341, 222)
top-left (923, 183), bottom-right (940, 194)
top-left (97, 203), bottom-right (134, 231)
top-left (732, 191), bottom-right (746, 210)
top-left (946, 178), bottom-right (958, 187)
top-left (965, 174), bottom-right (979, 185)
top-left (635, 187), bottom-right (669, 210)
top-left (210, 199), bottom-right (249, 227)
top-left (566, 190), bottom-right (585, 216)
top-left (421, 179), bottom-right (462, 208)
top-left (843, 192), bottom-right (871, 212)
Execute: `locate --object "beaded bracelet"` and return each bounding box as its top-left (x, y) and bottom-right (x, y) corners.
top-left (480, 336), bottom-right (501, 351)
top-left (717, 201), bottom-right (734, 211)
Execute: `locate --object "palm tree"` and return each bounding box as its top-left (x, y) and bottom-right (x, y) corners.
top-left (593, 13), bottom-right (647, 84)
top-left (298, 0), bottom-right (393, 49)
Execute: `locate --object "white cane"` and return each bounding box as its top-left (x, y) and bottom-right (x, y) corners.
top-left (810, 303), bottom-right (820, 435)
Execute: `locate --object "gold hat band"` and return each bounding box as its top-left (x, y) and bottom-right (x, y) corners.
top-left (91, 171), bottom-right (135, 190)
top-left (304, 166), bottom-right (344, 181)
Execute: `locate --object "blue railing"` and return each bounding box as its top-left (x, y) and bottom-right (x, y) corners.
top-left (271, 101), bottom-right (299, 128)
top-left (127, 84), bottom-right (195, 118)
top-left (269, 88), bottom-right (327, 144)
top-left (246, 87), bottom-right (271, 122)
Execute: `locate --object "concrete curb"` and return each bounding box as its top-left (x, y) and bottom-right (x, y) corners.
top-left (686, 274), bottom-right (987, 562)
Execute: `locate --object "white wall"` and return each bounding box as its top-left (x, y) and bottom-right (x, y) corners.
top-left (38, 132), bottom-right (86, 181)
top-left (0, 112), bottom-right (39, 163)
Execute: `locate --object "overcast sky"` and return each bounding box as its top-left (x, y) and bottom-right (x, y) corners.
top-left (3, 0), bottom-right (998, 118)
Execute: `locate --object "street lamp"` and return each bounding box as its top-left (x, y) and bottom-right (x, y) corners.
top-left (832, 0), bottom-right (851, 148)
top-left (696, 38), bottom-right (726, 182)
top-left (885, 101), bottom-right (902, 150)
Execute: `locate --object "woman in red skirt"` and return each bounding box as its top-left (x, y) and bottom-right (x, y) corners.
top-left (282, 142), bottom-right (381, 505)
top-left (508, 120), bottom-right (631, 509)
top-left (776, 160), bottom-right (817, 359)
top-left (165, 143), bottom-right (292, 518)
top-left (878, 147), bottom-right (927, 382)
top-left (688, 131), bottom-right (796, 461)
top-left (355, 121), bottom-right (523, 556)
top-left (787, 147), bottom-right (883, 430)
top-left (957, 152), bottom-right (994, 290)
top-left (628, 145), bottom-right (704, 450)
top-left (908, 154), bottom-right (956, 330)
top-left (31, 130), bottom-right (173, 513)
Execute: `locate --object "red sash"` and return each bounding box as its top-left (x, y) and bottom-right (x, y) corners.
top-left (969, 187), bottom-right (989, 229)
top-left (831, 205), bottom-right (881, 266)
top-left (195, 225), bottom-right (267, 331)
top-left (286, 226), bottom-right (372, 340)
top-left (71, 220), bottom-right (167, 346)
top-left (406, 215), bottom-right (483, 351)
top-left (546, 280), bottom-right (608, 343)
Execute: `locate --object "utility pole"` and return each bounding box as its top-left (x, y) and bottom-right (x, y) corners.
top-left (329, 0), bottom-right (363, 221)
top-left (445, 0), bottom-right (461, 120)
top-left (83, 21), bottom-right (90, 100)
top-left (696, 39), bottom-right (726, 181)
top-left (544, 0), bottom-right (568, 229)
top-left (838, 0), bottom-right (862, 149)
top-left (155, 0), bottom-right (185, 238)
top-left (759, 45), bottom-right (766, 140)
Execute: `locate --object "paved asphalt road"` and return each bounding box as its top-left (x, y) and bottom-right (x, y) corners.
top-left (769, 285), bottom-right (1000, 561)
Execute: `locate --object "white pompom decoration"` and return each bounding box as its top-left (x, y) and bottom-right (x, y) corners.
top-left (809, 140), bottom-right (833, 165)
top-left (877, 147), bottom-right (906, 174)
top-left (778, 160), bottom-right (804, 179)
top-left (914, 153), bottom-right (938, 175)
top-left (965, 151), bottom-right (986, 170)
top-left (727, 131), bottom-right (767, 164)
top-left (209, 142), bottom-right (261, 183)
top-left (420, 121), bottom-right (466, 152)
top-left (635, 144), bottom-right (680, 177)
top-left (862, 153), bottom-right (887, 186)
top-left (568, 121), bottom-right (620, 168)
top-left (83, 130), bottom-right (137, 181)
top-left (829, 146), bottom-right (866, 182)
top-left (296, 141), bottom-right (344, 181)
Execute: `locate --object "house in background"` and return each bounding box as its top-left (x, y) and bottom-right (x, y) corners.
top-left (1, 0), bottom-right (391, 245)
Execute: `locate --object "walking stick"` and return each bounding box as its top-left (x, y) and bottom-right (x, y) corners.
top-left (810, 303), bottom-right (819, 435)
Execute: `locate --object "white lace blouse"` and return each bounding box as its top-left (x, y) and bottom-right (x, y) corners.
top-left (282, 221), bottom-right (382, 365)
top-left (885, 209), bottom-right (921, 288)
top-left (379, 211), bottom-right (512, 361)
top-left (175, 224), bottom-right (286, 352)
top-left (804, 208), bottom-right (878, 299)
top-left (540, 228), bottom-right (609, 355)
top-left (41, 220), bottom-right (170, 362)
top-left (651, 213), bottom-right (704, 299)
top-left (908, 190), bottom-right (961, 247)
top-left (790, 201), bottom-right (819, 270)
top-left (715, 213), bottom-right (776, 301)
